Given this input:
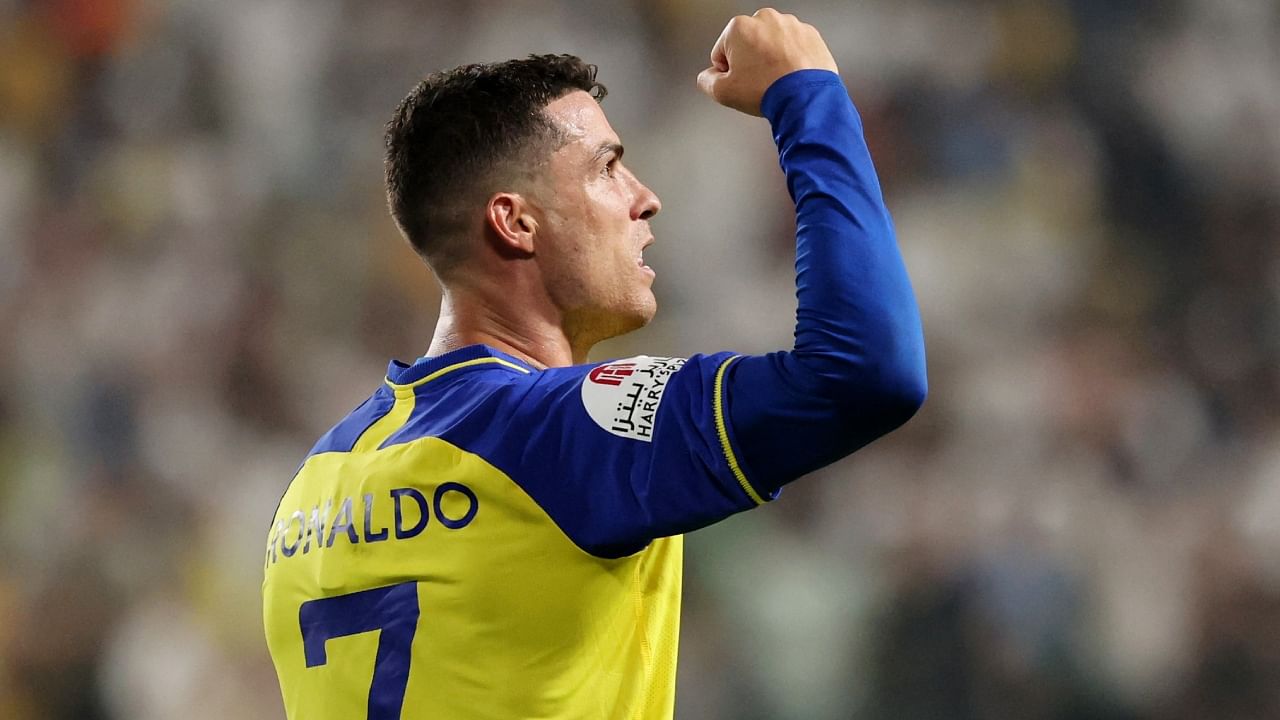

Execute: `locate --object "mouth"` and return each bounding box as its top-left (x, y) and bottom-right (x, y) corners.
top-left (637, 236), bottom-right (654, 275)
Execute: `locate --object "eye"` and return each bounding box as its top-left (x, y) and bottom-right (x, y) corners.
top-left (601, 158), bottom-right (617, 178)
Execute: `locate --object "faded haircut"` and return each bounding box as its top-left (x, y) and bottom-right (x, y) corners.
top-left (384, 54), bottom-right (606, 277)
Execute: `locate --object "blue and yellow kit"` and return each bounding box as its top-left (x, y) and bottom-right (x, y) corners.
top-left (263, 70), bottom-right (927, 719)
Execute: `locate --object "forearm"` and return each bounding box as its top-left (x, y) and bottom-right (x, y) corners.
top-left (726, 70), bottom-right (927, 494)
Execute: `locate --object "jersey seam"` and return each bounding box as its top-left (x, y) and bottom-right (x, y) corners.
top-left (712, 355), bottom-right (767, 506)
top-left (632, 558), bottom-right (652, 716)
top-left (353, 392), bottom-right (416, 453)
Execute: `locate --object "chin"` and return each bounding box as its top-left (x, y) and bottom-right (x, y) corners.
top-left (631, 292), bottom-right (658, 328)
top-left (615, 306), bottom-right (654, 336)
top-left (574, 288), bottom-right (657, 346)
top-left (597, 296), bottom-right (656, 341)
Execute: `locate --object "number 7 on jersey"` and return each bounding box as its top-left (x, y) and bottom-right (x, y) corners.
top-left (299, 582), bottom-right (420, 720)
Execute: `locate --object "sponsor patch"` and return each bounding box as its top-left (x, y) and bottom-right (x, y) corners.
top-left (581, 355), bottom-right (687, 442)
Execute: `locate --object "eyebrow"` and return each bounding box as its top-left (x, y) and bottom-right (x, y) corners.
top-left (593, 142), bottom-right (624, 162)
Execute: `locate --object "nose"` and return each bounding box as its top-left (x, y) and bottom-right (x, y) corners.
top-left (631, 176), bottom-right (661, 221)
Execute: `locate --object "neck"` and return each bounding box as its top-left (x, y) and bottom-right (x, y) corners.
top-left (426, 285), bottom-right (592, 369)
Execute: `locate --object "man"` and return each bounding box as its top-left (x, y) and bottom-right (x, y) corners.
top-left (263, 9), bottom-right (925, 719)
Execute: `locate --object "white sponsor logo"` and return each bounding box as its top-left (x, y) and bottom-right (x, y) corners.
top-left (580, 355), bottom-right (687, 442)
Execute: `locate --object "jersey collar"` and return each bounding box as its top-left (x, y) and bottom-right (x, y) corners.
top-left (385, 345), bottom-right (536, 388)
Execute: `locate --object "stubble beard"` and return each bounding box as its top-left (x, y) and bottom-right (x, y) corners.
top-left (563, 283), bottom-right (655, 354)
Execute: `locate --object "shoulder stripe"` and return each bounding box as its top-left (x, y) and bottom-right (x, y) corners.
top-left (713, 355), bottom-right (766, 505)
top-left (385, 356), bottom-right (531, 392)
top-left (351, 391), bottom-right (415, 453)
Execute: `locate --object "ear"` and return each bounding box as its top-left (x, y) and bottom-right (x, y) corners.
top-left (485, 192), bottom-right (538, 256)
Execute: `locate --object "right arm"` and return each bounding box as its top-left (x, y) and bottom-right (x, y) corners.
top-left (700, 9), bottom-right (927, 497)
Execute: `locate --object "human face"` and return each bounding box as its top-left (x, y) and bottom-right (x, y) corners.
top-left (530, 91), bottom-right (662, 345)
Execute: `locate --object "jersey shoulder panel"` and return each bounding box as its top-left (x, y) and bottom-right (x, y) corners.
top-left (417, 352), bottom-right (767, 558)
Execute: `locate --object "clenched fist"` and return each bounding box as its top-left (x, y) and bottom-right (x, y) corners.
top-left (696, 8), bottom-right (839, 116)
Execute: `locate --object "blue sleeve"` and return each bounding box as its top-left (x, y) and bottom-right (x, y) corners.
top-left (725, 69), bottom-right (927, 493)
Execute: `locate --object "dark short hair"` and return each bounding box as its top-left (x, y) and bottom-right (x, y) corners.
top-left (384, 54), bottom-right (607, 276)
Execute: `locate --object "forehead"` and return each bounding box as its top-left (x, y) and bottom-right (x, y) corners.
top-left (543, 91), bottom-right (619, 152)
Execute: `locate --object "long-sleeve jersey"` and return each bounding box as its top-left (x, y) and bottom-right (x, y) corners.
top-left (263, 69), bottom-right (926, 720)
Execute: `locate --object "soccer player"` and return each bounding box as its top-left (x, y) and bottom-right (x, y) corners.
top-left (263, 8), bottom-right (925, 719)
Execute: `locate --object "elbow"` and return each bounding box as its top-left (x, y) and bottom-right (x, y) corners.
top-left (867, 318), bottom-right (928, 427)
top-left (797, 347), bottom-right (928, 431)
top-left (876, 366), bottom-right (927, 430)
top-left (841, 365), bottom-right (927, 442)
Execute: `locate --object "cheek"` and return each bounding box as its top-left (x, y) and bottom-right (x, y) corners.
top-left (583, 179), bottom-right (633, 226)
top-left (543, 182), bottom-right (635, 290)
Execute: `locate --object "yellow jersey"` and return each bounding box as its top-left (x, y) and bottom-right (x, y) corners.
top-left (262, 346), bottom-right (770, 719)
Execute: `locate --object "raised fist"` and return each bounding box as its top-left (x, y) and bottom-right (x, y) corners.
top-left (696, 8), bottom-right (839, 116)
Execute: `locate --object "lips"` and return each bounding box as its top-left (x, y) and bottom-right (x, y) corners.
top-left (638, 236), bottom-right (654, 269)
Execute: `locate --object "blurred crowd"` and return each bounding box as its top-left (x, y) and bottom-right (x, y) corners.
top-left (2, 0), bottom-right (1278, 718)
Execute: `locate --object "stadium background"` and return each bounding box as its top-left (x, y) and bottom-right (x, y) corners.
top-left (2, 0), bottom-right (1279, 717)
